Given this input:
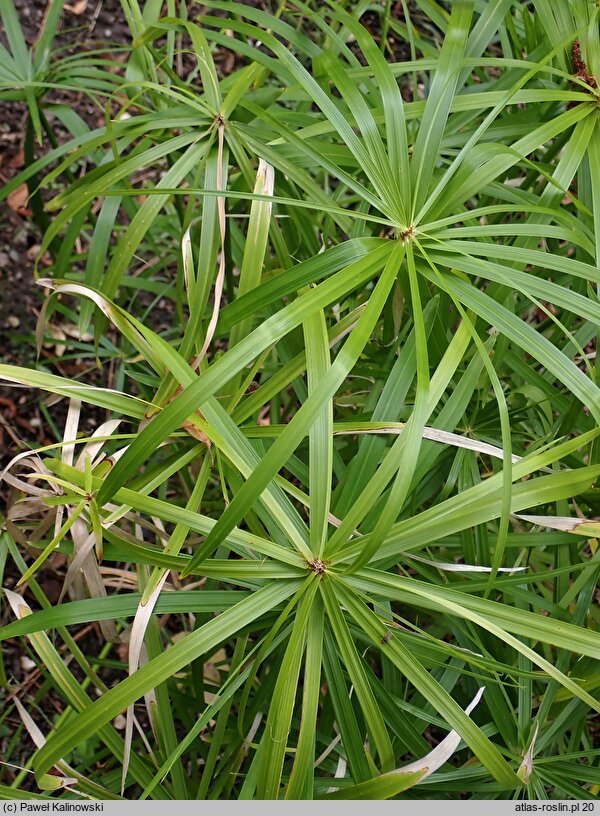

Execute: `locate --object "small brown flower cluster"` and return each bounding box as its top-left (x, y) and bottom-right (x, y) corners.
top-left (572, 40), bottom-right (597, 88)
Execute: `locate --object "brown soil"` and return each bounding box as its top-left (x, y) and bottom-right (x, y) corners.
top-left (0, 1), bottom-right (138, 469)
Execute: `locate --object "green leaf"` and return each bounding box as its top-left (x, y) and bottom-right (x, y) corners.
top-left (32, 580), bottom-right (302, 785)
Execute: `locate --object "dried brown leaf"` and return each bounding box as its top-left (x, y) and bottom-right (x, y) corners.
top-left (164, 382), bottom-right (211, 447)
top-left (180, 416), bottom-right (211, 446)
top-left (7, 183), bottom-right (29, 212)
top-left (7, 150), bottom-right (24, 169)
top-left (65, 0), bottom-right (87, 13)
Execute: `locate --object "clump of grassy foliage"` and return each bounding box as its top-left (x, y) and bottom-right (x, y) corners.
top-left (1, 0), bottom-right (600, 801)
